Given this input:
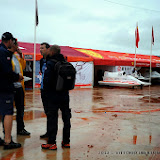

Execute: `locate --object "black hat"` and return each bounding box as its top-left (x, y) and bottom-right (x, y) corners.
top-left (1, 32), bottom-right (14, 41)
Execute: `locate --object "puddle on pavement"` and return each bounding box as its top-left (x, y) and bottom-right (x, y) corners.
top-left (20, 86), bottom-right (160, 120)
top-left (132, 135), bottom-right (152, 145)
top-left (92, 106), bottom-right (115, 113)
top-left (140, 96), bottom-right (160, 103)
top-left (13, 110), bottom-right (46, 121)
top-left (81, 118), bottom-right (89, 121)
top-left (2, 86), bottom-right (160, 160)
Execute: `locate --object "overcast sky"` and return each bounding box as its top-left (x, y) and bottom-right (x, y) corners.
top-left (1, 0), bottom-right (160, 55)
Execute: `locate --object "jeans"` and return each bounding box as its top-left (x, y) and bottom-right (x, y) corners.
top-left (41, 89), bottom-right (49, 134)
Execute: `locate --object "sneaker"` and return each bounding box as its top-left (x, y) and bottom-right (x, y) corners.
top-left (4, 140), bottom-right (21, 150)
top-left (41, 144), bottom-right (57, 150)
top-left (61, 141), bottom-right (70, 148)
top-left (40, 133), bottom-right (48, 138)
top-left (17, 129), bottom-right (30, 136)
top-left (0, 138), bottom-right (4, 146)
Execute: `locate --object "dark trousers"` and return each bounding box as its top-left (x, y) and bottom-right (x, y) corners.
top-left (46, 94), bottom-right (71, 144)
top-left (41, 89), bottom-right (49, 133)
top-left (14, 87), bottom-right (25, 132)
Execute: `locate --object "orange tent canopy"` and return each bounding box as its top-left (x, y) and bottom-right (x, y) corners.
top-left (72, 47), bottom-right (160, 67)
top-left (17, 42), bottom-right (93, 62)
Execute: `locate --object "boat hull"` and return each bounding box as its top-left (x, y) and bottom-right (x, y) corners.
top-left (98, 81), bottom-right (141, 87)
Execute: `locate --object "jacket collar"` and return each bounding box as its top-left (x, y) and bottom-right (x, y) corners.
top-left (47, 53), bottom-right (65, 61)
top-left (0, 42), bottom-right (8, 50)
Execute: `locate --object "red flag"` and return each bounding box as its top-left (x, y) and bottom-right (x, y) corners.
top-left (152, 26), bottom-right (154, 45)
top-left (36, 0), bottom-right (39, 26)
top-left (135, 25), bottom-right (140, 48)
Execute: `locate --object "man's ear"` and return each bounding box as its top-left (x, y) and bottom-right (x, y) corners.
top-left (9, 39), bottom-right (13, 47)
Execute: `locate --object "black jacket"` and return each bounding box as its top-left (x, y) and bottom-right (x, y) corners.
top-left (43, 53), bottom-right (65, 91)
top-left (0, 43), bottom-right (19, 93)
top-left (43, 53), bottom-right (69, 102)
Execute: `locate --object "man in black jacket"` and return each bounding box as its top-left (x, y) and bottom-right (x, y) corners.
top-left (0, 32), bottom-right (22, 149)
top-left (41, 45), bottom-right (71, 150)
top-left (39, 42), bottom-right (50, 138)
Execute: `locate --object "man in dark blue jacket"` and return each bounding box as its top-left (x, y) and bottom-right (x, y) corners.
top-left (0, 32), bottom-right (22, 149)
top-left (39, 42), bottom-right (50, 138)
top-left (41, 45), bottom-right (71, 150)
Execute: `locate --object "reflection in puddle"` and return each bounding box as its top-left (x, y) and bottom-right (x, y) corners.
top-left (92, 106), bottom-right (160, 114)
top-left (91, 87), bottom-right (160, 115)
top-left (1, 148), bottom-right (24, 159)
top-left (13, 110), bottom-right (46, 121)
top-left (81, 118), bottom-right (89, 121)
top-left (133, 135), bottom-right (137, 145)
top-left (132, 135), bottom-right (152, 145)
top-left (63, 148), bottom-right (70, 160)
top-left (140, 96), bottom-right (160, 103)
top-left (92, 106), bottom-right (115, 113)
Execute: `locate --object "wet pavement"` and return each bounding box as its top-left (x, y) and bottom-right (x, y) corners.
top-left (1, 86), bottom-right (160, 159)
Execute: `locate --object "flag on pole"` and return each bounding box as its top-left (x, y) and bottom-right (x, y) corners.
top-left (135, 24), bottom-right (140, 48)
top-left (152, 26), bottom-right (154, 45)
top-left (33, 0), bottom-right (38, 89)
top-left (36, 0), bottom-right (39, 26)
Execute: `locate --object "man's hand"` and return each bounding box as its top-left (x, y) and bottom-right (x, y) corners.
top-left (18, 73), bottom-right (24, 82)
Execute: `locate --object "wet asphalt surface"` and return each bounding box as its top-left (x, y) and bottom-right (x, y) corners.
top-left (1, 86), bottom-right (160, 160)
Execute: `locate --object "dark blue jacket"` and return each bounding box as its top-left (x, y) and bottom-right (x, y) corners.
top-left (0, 43), bottom-right (19, 93)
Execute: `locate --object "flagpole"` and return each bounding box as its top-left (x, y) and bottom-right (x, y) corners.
top-left (134, 22), bottom-right (138, 68)
top-left (33, 0), bottom-right (38, 89)
top-left (149, 38), bottom-right (152, 85)
top-left (134, 39), bottom-right (136, 68)
top-left (148, 26), bottom-right (154, 145)
top-left (33, 0), bottom-right (37, 89)
top-left (149, 26), bottom-right (153, 85)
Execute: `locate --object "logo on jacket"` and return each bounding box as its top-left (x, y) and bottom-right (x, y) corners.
top-left (6, 100), bottom-right (11, 104)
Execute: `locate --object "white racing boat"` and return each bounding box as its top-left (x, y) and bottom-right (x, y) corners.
top-left (130, 67), bottom-right (146, 80)
top-left (142, 71), bottom-right (160, 80)
top-left (98, 71), bottom-right (151, 87)
top-left (131, 72), bottom-right (146, 80)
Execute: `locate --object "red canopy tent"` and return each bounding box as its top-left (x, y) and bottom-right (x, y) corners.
top-left (1, 40), bottom-right (160, 67)
top-left (17, 42), bottom-right (93, 62)
top-left (72, 47), bottom-right (160, 68)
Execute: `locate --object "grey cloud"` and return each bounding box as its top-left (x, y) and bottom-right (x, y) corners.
top-left (39, 1), bottom-right (73, 16)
